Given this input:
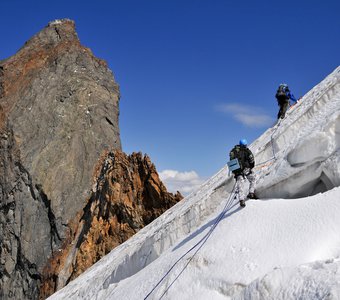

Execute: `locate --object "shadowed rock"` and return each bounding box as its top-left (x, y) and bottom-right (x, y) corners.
top-left (0, 19), bottom-right (182, 300)
top-left (0, 19), bottom-right (121, 299)
top-left (40, 150), bottom-right (182, 298)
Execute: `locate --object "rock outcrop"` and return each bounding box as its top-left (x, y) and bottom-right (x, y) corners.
top-left (40, 150), bottom-right (182, 298)
top-left (0, 20), bottom-right (182, 299)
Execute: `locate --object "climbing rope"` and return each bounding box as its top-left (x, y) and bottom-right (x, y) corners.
top-left (253, 160), bottom-right (275, 171)
top-left (255, 100), bottom-right (301, 171)
top-left (145, 98), bottom-right (302, 299)
top-left (144, 182), bottom-right (237, 300)
top-left (255, 98), bottom-right (303, 169)
top-left (254, 118), bottom-right (283, 170)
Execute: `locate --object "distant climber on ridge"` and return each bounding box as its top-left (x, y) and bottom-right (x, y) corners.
top-left (275, 83), bottom-right (297, 119)
top-left (229, 139), bottom-right (258, 207)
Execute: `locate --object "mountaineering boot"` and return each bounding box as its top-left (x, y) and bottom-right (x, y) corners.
top-left (239, 200), bottom-right (246, 207)
top-left (247, 193), bottom-right (258, 199)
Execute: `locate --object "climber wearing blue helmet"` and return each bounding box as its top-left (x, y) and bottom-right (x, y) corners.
top-left (239, 139), bottom-right (248, 146)
top-left (229, 139), bottom-right (257, 207)
top-left (275, 83), bottom-right (297, 119)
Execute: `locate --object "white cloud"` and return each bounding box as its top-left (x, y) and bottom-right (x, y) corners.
top-left (234, 113), bottom-right (273, 127)
top-left (159, 169), bottom-right (205, 196)
top-left (215, 103), bottom-right (274, 127)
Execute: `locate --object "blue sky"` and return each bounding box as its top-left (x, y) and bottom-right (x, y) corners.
top-left (1, 0), bottom-right (339, 193)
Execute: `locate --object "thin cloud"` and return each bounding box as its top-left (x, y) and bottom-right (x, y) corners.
top-left (215, 103), bottom-right (274, 127)
top-left (159, 170), bottom-right (205, 196)
top-left (234, 113), bottom-right (273, 127)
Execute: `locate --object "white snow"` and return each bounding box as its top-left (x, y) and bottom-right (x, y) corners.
top-left (48, 66), bottom-right (340, 300)
top-left (48, 19), bottom-right (72, 26)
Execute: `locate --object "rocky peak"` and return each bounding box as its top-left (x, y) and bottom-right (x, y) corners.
top-left (0, 20), bottom-right (121, 299)
top-left (24, 19), bottom-right (79, 50)
top-left (1, 20), bottom-right (80, 101)
top-left (0, 20), bottom-right (182, 300)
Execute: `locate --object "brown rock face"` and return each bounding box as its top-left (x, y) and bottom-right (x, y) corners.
top-left (0, 19), bottom-right (120, 299)
top-left (1, 19), bottom-right (121, 223)
top-left (40, 150), bottom-right (182, 298)
top-left (0, 20), bottom-right (182, 300)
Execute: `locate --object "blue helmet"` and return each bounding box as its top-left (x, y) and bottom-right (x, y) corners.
top-left (239, 139), bottom-right (248, 146)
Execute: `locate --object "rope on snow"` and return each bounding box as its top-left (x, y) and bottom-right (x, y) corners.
top-left (254, 118), bottom-right (282, 170)
top-left (144, 182), bottom-right (237, 300)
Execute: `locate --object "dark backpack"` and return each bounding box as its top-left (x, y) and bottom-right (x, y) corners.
top-left (276, 85), bottom-right (289, 99)
top-left (229, 145), bottom-right (251, 173)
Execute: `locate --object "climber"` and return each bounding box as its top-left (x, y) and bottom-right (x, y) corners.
top-left (275, 83), bottom-right (297, 119)
top-left (229, 139), bottom-right (258, 207)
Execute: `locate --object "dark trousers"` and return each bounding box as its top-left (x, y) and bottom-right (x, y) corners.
top-left (277, 96), bottom-right (290, 119)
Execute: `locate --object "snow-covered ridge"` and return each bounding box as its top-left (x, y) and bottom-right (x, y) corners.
top-left (48, 166), bottom-right (231, 298)
top-left (254, 66), bottom-right (340, 198)
top-left (48, 66), bottom-right (340, 300)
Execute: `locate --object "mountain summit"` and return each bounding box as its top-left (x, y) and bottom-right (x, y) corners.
top-left (48, 66), bottom-right (340, 299)
top-left (0, 20), bottom-right (181, 299)
top-left (0, 18), bottom-right (121, 299)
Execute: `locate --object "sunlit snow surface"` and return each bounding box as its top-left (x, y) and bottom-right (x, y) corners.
top-left (48, 66), bottom-right (340, 300)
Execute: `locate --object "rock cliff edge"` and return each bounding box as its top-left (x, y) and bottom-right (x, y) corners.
top-left (0, 20), bottom-right (182, 299)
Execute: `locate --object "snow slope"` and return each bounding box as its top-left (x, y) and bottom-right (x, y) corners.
top-left (48, 66), bottom-right (340, 300)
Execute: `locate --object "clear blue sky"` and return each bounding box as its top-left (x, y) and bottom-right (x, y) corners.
top-left (1, 0), bottom-right (339, 189)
